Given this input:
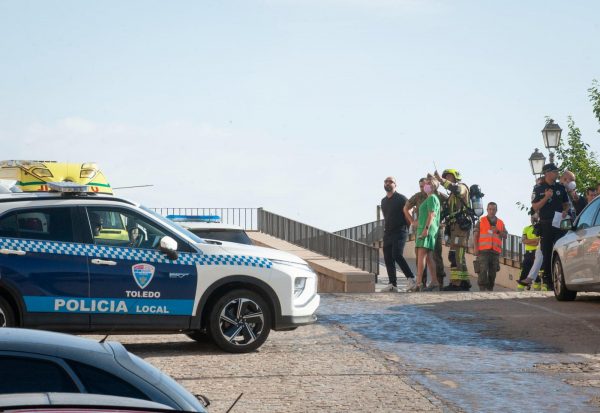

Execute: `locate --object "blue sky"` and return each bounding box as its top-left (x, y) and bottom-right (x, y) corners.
top-left (1, 0), bottom-right (599, 232)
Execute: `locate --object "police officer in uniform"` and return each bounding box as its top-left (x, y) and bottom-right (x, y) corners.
top-left (531, 163), bottom-right (569, 290)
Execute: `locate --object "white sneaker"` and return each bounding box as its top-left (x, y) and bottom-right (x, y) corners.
top-left (381, 284), bottom-right (395, 292)
top-left (406, 278), bottom-right (417, 292)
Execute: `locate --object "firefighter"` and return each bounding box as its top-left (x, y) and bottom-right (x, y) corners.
top-left (434, 168), bottom-right (472, 291)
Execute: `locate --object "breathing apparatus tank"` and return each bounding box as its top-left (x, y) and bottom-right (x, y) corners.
top-left (469, 184), bottom-right (485, 217)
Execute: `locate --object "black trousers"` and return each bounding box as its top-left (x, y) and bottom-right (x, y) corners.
top-left (539, 221), bottom-right (564, 288)
top-left (519, 250), bottom-right (535, 281)
top-left (383, 230), bottom-right (414, 286)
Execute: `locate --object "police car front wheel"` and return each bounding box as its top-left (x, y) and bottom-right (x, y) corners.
top-left (208, 289), bottom-right (271, 353)
top-left (0, 297), bottom-right (16, 327)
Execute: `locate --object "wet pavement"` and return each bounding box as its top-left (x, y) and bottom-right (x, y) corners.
top-left (319, 292), bottom-right (600, 413)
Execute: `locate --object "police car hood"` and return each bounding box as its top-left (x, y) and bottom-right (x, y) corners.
top-left (195, 241), bottom-right (306, 265)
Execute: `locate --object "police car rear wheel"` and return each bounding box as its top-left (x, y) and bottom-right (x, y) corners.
top-left (209, 290), bottom-right (271, 353)
top-left (553, 258), bottom-right (577, 301)
top-left (0, 297), bottom-right (15, 327)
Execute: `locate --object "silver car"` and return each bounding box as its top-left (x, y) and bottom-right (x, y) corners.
top-left (552, 196), bottom-right (600, 300)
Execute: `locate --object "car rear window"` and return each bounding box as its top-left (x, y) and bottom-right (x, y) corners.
top-left (67, 360), bottom-right (150, 400)
top-left (0, 207), bottom-right (75, 242)
top-left (0, 356), bottom-right (79, 393)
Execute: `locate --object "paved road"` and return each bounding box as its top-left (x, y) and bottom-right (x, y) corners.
top-left (90, 290), bottom-right (600, 413)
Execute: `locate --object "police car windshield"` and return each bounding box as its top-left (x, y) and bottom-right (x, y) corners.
top-left (140, 206), bottom-right (206, 244)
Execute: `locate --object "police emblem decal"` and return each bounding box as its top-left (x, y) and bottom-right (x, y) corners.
top-left (132, 264), bottom-right (155, 289)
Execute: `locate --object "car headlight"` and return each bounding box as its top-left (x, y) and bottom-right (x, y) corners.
top-left (270, 259), bottom-right (314, 273)
top-left (294, 277), bottom-right (307, 297)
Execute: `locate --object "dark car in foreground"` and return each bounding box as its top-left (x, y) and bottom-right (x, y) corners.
top-left (0, 392), bottom-right (175, 412)
top-left (0, 328), bottom-right (208, 412)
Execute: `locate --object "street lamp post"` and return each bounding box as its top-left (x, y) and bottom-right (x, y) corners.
top-left (541, 119), bottom-right (562, 163)
top-left (528, 148), bottom-right (546, 177)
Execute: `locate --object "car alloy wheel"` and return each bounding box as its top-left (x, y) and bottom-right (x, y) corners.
top-left (209, 289), bottom-right (271, 353)
top-left (552, 257), bottom-right (577, 301)
top-left (553, 259), bottom-right (562, 296)
top-left (0, 297), bottom-right (15, 327)
top-left (219, 298), bottom-right (264, 346)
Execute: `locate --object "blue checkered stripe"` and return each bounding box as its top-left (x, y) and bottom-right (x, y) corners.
top-left (194, 254), bottom-right (272, 268)
top-left (0, 238), bottom-right (87, 256)
top-left (0, 237), bottom-right (272, 268)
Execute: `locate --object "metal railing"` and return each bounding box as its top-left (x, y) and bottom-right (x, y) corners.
top-left (151, 207), bottom-right (259, 230)
top-left (152, 207), bottom-right (379, 274)
top-left (501, 233), bottom-right (524, 263)
top-left (336, 219), bottom-right (526, 266)
top-left (334, 220), bottom-right (384, 246)
top-left (259, 209), bottom-right (379, 275)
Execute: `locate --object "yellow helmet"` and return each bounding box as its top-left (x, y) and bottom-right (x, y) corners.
top-left (442, 168), bottom-right (461, 181)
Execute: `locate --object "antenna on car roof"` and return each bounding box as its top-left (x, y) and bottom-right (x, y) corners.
top-left (113, 184), bottom-right (154, 190)
top-left (99, 334), bottom-right (110, 343)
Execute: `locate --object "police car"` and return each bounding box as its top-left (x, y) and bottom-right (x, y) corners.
top-left (168, 215), bottom-right (253, 246)
top-left (0, 174), bottom-right (319, 353)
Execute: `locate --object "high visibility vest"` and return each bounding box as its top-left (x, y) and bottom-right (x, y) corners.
top-left (478, 216), bottom-right (505, 254)
top-left (522, 225), bottom-right (539, 252)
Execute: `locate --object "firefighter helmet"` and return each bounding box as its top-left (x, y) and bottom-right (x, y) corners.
top-left (442, 168), bottom-right (462, 181)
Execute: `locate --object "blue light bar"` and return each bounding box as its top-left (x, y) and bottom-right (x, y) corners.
top-left (48, 182), bottom-right (90, 193)
top-left (166, 215), bottom-right (221, 223)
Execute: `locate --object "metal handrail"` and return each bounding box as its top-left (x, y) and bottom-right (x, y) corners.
top-left (259, 209), bottom-right (379, 276)
top-left (333, 220), bottom-right (385, 246)
top-left (336, 219), bottom-right (525, 264)
top-left (151, 207), bottom-right (259, 230)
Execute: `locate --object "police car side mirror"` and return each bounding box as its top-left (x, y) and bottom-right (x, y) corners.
top-left (560, 218), bottom-right (573, 231)
top-left (159, 236), bottom-right (179, 260)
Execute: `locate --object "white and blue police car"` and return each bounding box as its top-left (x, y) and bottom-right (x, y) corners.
top-left (0, 183), bottom-right (319, 353)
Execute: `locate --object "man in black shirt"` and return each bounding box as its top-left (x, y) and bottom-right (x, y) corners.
top-left (531, 163), bottom-right (569, 290)
top-left (381, 176), bottom-right (416, 292)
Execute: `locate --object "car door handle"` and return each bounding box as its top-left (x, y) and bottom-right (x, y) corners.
top-left (0, 249), bottom-right (26, 256)
top-left (91, 258), bottom-right (117, 266)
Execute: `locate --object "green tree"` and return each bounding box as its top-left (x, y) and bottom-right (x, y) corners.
top-left (517, 80), bottom-right (600, 212)
top-left (555, 116), bottom-right (600, 191)
top-left (589, 79), bottom-right (600, 132)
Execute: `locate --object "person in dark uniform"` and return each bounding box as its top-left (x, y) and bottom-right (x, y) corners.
top-left (381, 176), bottom-right (416, 292)
top-left (531, 163), bottom-right (569, 290)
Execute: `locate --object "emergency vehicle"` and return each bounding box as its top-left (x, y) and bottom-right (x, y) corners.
top-left (0, 160), bottom-right (113, 194)
top-left (0, 162), bottom-right (319, 353)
